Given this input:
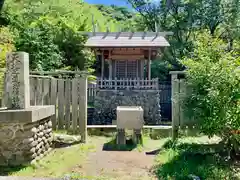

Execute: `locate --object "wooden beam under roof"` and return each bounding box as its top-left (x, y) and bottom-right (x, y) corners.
top-left (115, 31), bottom-right (121, 39)
top-left (102, 31), bottom-right (109, 39)
top-left (129, 32), bottom-right (134, 39)
top-left (152, 32), bottom-right (159, 41)
top-left (155, 21), bottom-right (158, 33)
top-left (142, 31), bottom-right (147, 39)
top-left (79, 31), bottom-right (173, 37)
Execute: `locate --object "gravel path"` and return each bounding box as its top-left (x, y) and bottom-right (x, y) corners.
top-left (71, 143), bottom-right (158, 180)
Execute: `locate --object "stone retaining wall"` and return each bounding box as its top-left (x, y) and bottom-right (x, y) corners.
top-left (0, 117), bottom-right (53, 166)
top-left (93, 90), bottom-right (161, 125)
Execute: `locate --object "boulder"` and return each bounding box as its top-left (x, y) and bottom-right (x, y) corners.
top-left (52, 134), bottom-right (81, 148)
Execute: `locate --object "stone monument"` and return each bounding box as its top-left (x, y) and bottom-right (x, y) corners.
top-left (0, 52), bottom-right (55, 166)
top-left (116, 106), bottom-right (144, 145)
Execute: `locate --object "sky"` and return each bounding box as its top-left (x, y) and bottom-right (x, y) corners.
top-left (84, 0), bottom-right (131, 7)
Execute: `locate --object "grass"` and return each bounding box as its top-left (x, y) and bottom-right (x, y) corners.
top-left (0, 142), bottom-right (95, 177)
top-left (153, 136), bottom-right (240, 180)
top-left (0, 133), bottom-right (239, 179)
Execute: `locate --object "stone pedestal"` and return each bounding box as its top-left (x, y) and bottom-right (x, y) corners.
top-left (116, 129), bottom-right (126, 146)
top-left (0, 106), bottom-right (55, 166)
top-left (116, 106), bottom-right (144, 146)
top-left (133, 129), bottom-right (142, 144)
top-left (0, 52), bottom-right (55, 166)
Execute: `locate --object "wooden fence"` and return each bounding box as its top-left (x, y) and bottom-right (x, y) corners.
top-left (171, 71), bottom-right (196, 140)
top-left (29, 75), bottom-right (87, 137)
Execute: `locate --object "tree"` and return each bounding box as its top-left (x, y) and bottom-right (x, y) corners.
top-left (182, 32), bottom-right (240, 156)
top-left (15, 19), bottom-right (63, 71)
top-left (127, 0), bottom-right (240, 79)
top-left (128, 0), bottom-right (202, 62)
top-left (54, 18), bottom-right (95, 71)
top-left (0, 27), bottom-right (15, 96)
top-left (3, 0), bottom-right (106, 72)
top-left (0, 0), bottom-right (5, 12)
top-left (220, 0), bottom-right (240, 51)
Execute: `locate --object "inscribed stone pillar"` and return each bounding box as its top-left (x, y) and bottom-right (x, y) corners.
top-left (4, 52), bottom-right (30, 109)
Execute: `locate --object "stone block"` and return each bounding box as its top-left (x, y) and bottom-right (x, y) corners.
top-left (93, 90), bottom-right (161, 125)
top-left (0, 105), bottom-right (55, 123)
top-left (4, 52), bottom-right (30, 109)
top-left (116, 106), bottom-right (144, 129)
top-left (133, 129), bottom-right (142, 144)
top-left (0, 117), bottom-right (53, 166)
top-left (0, 51), bottom-right (55, 166)
top-left (116, 129), bottom-right (126, 145)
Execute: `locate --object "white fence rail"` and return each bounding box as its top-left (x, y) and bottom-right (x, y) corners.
top-left (96, 78), bottom-right (159, 90)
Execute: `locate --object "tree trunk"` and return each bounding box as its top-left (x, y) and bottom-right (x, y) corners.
top-left (227, 38), bottom-right (234, 52)
top-left (0, 0), bottom-right (5, 12)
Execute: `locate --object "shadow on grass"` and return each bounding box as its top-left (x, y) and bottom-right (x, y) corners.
top-left (88, 128), bottom-right (116, 137)
top-left (153, 140), bottom-right (239, 180)
top-left (0, 165), bottom-right (27, 176)
top-left (52, 140), bottom-right (82, 148)
top-left (102, 138), bottom-right (137, 151)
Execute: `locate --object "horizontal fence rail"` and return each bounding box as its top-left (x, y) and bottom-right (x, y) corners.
top-left (96, 78), bottom-right (159, 90)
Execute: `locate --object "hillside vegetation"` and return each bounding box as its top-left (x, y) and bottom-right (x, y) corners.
top-left (0, 0), bottom-right (135, 72)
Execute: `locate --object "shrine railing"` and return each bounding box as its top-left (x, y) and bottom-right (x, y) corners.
top-left (96, 78), bottom-right (159, 90)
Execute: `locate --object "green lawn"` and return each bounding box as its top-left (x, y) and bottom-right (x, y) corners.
top-left (154, 136), bottom-right (240, 180)
top-left (0, 142), bottom-right (95, 177)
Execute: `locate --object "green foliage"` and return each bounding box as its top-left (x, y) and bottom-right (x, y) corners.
top-left (96, 4), bottom-right (134, 21)
top-left (54, 18), bottom-right (94, 71)
top-left (182, 32), bottom-right (240, 151)
top-left (0, 26), bottom-right (15, 96)
top-left (1, 0), bottom-right (127, 73)
top-left (155, 137), bottom-right (238, 179)
top-left (0, 26), bottom-right (15, 68)
top-left (95, 4), bottom-right (136, 30)
top-left (15, 20), bottom-right (63, 71)
top-left (128, 0), bottom-right (240, 78)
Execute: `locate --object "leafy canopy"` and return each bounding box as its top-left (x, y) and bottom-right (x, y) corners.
top-left (183, 32), bottom-right (240, 150)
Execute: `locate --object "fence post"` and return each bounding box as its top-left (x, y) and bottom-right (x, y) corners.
top-left (50, 78), bottom-right (57, 130)
top-left (171, 73), bottom-right (180, 141)
top-left (179, 79), bottom-right (187, 128)
top-left (78, 77), bottom-right (87, 143)
top-left (57, 79), bottom-right (65, 130)
top-left (72, 78), bottom-right (78, 134)
top-left (65, 79), bottom-right (71, 131)
top-left (155, 78), bottom-right (159, 90)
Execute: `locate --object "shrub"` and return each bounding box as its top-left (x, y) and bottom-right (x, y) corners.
top-left (182, 32), bottom-right (240, 154)
top-left (0, 27), bottom-right (15, 97)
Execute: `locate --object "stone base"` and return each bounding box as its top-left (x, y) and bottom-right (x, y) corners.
top-left (116, 129), bottom-right (143, 146)
top-left (116, 129), bottom-right (126, 145)
top-left (132, 129), bottom-right (142, 144)
top-left (93, 90), bottom-right (161, 125)
top-left (0, 106), bottom-right (55, 166)
top-left (0, 105), bottom-right (55, 123)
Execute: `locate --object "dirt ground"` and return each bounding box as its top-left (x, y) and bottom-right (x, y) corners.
top-left (70, 137), bottom-right (163, 180)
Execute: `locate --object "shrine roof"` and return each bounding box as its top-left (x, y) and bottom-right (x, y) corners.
top-left (81, 32), bottom-right (172, 48)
